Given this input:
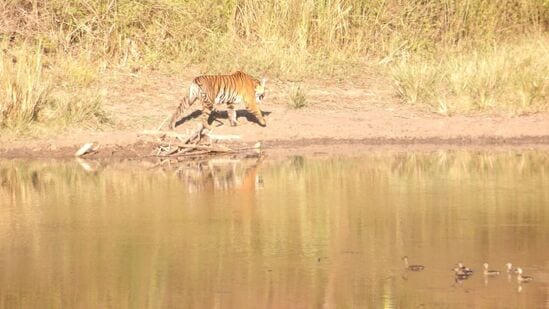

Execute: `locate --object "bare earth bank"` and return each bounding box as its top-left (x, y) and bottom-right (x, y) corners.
top-left (1, 71), bottom-right (548, 159)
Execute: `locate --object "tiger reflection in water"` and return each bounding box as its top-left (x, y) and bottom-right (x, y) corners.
top-left (174, 158), bottom-right (263, 194)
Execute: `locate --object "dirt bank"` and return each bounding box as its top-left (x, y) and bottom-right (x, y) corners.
top-left (1, 70), bottom-right (548, 159)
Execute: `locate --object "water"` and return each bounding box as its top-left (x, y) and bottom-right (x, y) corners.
top-left (0, 151), bottom-right (548, 308)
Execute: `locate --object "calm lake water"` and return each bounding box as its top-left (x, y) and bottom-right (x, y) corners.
top-left (0, 151), bottom-right (548, 308)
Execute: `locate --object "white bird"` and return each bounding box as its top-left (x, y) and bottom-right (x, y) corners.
top-left (402, 256), bottom-right (425, 271)
top-left (483, 263), bottom-right (500, 276)
top-left (516, 267), bottom-right (533, 283)
top-left (506, 262), bottom-right (519, 274)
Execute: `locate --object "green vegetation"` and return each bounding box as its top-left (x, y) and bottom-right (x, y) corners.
top-left (1, 0), bottom-right (548, 131)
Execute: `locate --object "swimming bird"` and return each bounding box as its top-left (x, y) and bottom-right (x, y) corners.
top-left (516, 268), bottom-right (533, 283)
top-left (506, 262), bottom-right (519, 274)
top-left (454, 272), bottom-right (471, 281)
top-left (483, 263), bottom-right (500, 276)
top-left (402, 256), bottom-right (425, 271)
top-left (453, 262), bottom-right (473, 276)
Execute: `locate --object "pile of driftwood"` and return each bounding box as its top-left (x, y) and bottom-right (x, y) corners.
top-left (140, 125), bottom-right (262, 159)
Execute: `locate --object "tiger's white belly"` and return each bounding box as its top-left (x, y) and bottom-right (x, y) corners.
top-left (214, 93), bottom-right (244, 105)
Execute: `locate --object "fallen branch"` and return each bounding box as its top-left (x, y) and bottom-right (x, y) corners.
top-left (140, 130), bottom-right (188, 139)
top-left (156, 115), bottom-right (171, 130)
top-left (143, 123), bottom-right (261, 159)
top-left (175, 144), bottom-right (233, 152)
top-left (205, 133), bottom-right (241, 141)
top-left (179, 126), bottom-right (205, 144)
top-left (163, 150), bottom-right (212, 158)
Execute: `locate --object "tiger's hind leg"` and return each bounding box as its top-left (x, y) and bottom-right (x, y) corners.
top-left (169, 97), bottom-right (191, 130)
top-left (200, 100), bottom-right (214, 130)
top-left (227, 102), bottom-right (238, 126)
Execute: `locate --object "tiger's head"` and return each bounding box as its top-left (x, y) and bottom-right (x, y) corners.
top-left (255, 77), bottom-right (267, 104)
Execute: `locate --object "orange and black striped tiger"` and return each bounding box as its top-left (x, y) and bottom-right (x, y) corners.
top-left (169, 71), bottom-right (267, 130)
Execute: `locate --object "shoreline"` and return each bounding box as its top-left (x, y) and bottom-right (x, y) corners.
top-left (1, 134), bottom-right (548, 160)
top-left (1, 80), bottom-right (548, 160)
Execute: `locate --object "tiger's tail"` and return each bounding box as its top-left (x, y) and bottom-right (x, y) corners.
top-left (169, 82), bottom-right (200, 130)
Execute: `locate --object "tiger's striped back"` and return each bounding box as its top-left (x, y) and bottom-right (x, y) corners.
top-left (193, 71), bottom-right (259, 105)
top-left (170, 71), bottom-right (266, 130)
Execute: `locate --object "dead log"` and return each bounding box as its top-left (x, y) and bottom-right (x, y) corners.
top-left (175, 144), bottom-right (234, 153)
top-left (141, 129), bottom-right (241, 143)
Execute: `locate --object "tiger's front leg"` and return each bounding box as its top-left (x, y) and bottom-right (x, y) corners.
top-left (248, 105), bottom-right (266, 127)
top-left (244, 96), bottom-right (266, 127)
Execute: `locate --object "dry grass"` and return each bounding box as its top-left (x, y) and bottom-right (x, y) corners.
top-left (288, 85), bottom-right (308, 109)
top-left (0, 43), bottom-right (109, 133)
top-left (3, 0), bottom-right (547, 72)
top-left (0, 43), bottom-right (51, 131)
top-left (392, 36), bottom-right (549, 114)
top-left (47, 91), bottom-right (110, 129)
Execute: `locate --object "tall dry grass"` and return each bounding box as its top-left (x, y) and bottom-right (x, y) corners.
top-left (0, 43), bottom-right (51, 130)
top-left (0, 43), bottom-right (109, 133)
top-left (1, 0), bottom-right (548, 128)
top-left (392, 36), bottom-right (549, 114)
top-left (4, 0), bottom-right (547, 71)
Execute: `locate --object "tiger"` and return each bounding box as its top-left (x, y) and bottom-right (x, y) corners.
top-left (169, 71), bottom-right (267, 130)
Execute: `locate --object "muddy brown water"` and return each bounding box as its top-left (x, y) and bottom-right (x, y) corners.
top-left (0, 151), bottom-right (548, 308)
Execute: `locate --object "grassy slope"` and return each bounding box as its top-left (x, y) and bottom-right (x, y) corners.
top-left (1, 0), bottom-right (548, 132)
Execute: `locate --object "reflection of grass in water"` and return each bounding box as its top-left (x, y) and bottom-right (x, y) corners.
top-left (0, 151), bottom-right (548, 307)
top-left (0, 160), bottom-right (179, 308)
top-left (262, 150), bottom-right (549, 301)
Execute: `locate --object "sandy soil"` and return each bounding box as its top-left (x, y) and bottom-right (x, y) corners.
top-left (1, 69), bottom-right (548, 159)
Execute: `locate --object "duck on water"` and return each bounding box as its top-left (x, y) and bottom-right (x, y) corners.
top-left (516, 268), bottom-right (533, 283)
top-left (483, 263), bottom-right (500, 276)
top-left (453, 262), bottom-right (473, 276)
top-left (402, 256), bottom-right (425, 271)
top-left (506, 262), bottom-right (519, 274)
